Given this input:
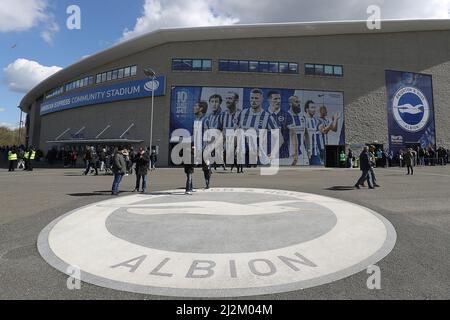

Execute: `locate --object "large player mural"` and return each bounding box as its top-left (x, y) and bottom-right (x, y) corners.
top-left (386, 70), bottom-right (436, 155)
top-left (170, 86), bottom-right (345, 166)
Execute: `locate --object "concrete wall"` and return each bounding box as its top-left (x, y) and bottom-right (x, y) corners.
top-left (34, 29), bottom-right (450, 165)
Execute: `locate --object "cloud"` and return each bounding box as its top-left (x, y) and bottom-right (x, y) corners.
top-left (120, 0), bottom-right (239, 42)
top-left (121, 0), bottom-right (450, 42)
top-left (3, 58), bottom-right (62, 93)
top-left (0, 0), bottom-right (48, 32)
top-left (0, 108), bottom-right (5, 112)
top-left (0, 122), bottom-right (18, 130)
top-left (41, 21), bottom-right (60, 45)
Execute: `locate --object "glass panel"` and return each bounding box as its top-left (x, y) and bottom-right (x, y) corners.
top-left (182, 60), bottom-right (192, 70)
top-left (315, 64), bottom-right (324, 75)
top-left (112, 70), bottom-right (118, 80)
top-left (96, 74), bottom-right (102, 83)
top-left (229, 60), bottom-right (239, 72)
top-left (279, 62), bottom-right (289, 73)
top-left (269, 62), bottom-right (279, 73)
top-left (324, 65), bottom-right (334, 75)
top-left (118, 69), bottom-right (124, 79)
top-left (219, 60), bottom-right (228, 71)
top-left (289, 63), bottom-right (298, 74)
top-left (107, 71), bottom-right (112, 81)
top-left (239, 60), bottom-right (249, 72)
top-left (202, 60), bottom-right (212, 71)
top-left (89, 76), bottom-right (94, 85)
top-left (172, 59), bottom-right (183, 70)
top-left (124, 67), bottom-right (131, 77)
top-left (130, 65), bottom-right (137, 76)
top-left (259, 61), bottom-right (269, 73)
top-left (334, 65), bottom-right (343, 76)
top-left (101, 73), bottom-right (107, 82)
top-left (192, 60), bottom-right (202, 70)
top-left (305, 64), bottom-right (315, 75)
top-left (249, 61), bottom-right (258, 72)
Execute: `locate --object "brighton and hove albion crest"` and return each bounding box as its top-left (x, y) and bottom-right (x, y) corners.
top-left (144, 80), bottom-right (160, 92)
top-left (37, 188), bottom-right (396, 297)
top-left (392, 86), bottom-right (430, 133)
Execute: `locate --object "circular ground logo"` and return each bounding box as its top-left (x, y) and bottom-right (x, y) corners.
top-left (392, 86), bottom-right (430, 133)
top-left (144, 80), bottom-right (160, 92)
top-left (38, 188), bottom-right (396, 297)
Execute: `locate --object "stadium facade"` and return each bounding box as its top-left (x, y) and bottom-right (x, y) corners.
top-left (19, 20), bottom-right (450, 166)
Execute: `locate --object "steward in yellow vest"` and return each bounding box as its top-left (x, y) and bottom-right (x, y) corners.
top-left (8, 148), bottom-right (18, 172)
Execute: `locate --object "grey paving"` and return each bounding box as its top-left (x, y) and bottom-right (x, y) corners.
top-left (0, 166), bottom-right (449, 300)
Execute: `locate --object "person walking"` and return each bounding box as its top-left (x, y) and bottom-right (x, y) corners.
top-left (347, 149), bottom-right (354, 168)
top-left (26, 146), bottom-right (36, 171)
top-left (404, 148), bottom-right (415, 175)
top-left (8, 147), bottom-right (18, 172)
top-left (339, 150), bottom-right (346, 168)
top-left (150, 149), bottom-right (157, 171)
top-left (355, 146), bottom-right (374, 189)
top-left (202, 160), bottom-right (213, 189)
top-left (111, 147), bottom-right (127, 196)
top-left (183, 144), bottom-right (195, 195)
top-left (133, 148), bottom-right (150, 193)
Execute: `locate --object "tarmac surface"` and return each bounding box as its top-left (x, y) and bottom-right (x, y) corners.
top-left (0, 165), bottom-right (449, 300)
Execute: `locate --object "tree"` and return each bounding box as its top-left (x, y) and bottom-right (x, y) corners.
top-left (0, 126), bottom-right (25, 146)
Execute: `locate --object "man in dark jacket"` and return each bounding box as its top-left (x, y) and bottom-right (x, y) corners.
top-left (111, 146), bottom-right (127, 196)
top-left (183, 144), bottom-right (196, 195)
top-left (133, 148), bottom-right (150, 193)
top-left (355, 147), bottom-right (374, 189)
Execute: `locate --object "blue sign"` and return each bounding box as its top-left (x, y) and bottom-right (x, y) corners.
top-left (386, 70), bottom-right (436, 155)
top-left (40, 77), bottom-right (166, 115)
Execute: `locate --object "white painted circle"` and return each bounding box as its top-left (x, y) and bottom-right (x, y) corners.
top-left (38, 188), bottom-right (396, 297)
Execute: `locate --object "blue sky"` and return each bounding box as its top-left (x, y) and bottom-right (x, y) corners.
top-left (0, 0), bottom-right (143, 127)
top-left (1, 0), bottom-right (449, 129)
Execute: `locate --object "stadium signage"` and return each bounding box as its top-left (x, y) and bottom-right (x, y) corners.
top-left (40, 77), bottom-right (166, 116)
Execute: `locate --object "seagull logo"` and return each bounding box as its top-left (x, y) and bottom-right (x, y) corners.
top-left (396, 103), bottom-right (424, 115)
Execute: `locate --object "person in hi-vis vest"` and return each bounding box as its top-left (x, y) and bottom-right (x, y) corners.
top-left (8, 147), bottom-right (18, 172)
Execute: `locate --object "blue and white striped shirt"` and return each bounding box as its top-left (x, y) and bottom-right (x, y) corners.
top-left (305, 116), bottom-right (322, 156)
top-left (235, 108), bottom-right (279, 133)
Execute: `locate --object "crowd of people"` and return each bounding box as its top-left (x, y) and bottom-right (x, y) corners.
top-left (2, 143), bottom-right (449, 195)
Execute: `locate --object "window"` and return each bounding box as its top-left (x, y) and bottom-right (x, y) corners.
top-left (118, 68), bottom-right (124, 79)
top-left (202, 60), bottom-right (212, 71)
top-left (315, 64), bottom-right (324, 75)
top-left (249, 61), bottom-right (258, 72)
top-left (96, 74), bottom-right (102, 83)
top-left (333, 65), bottom-right (343, 76)
top-left (229, 60), bottom-right (239, 72)
top-left (279, 62), bottom-right (289, 74)
top-left (172, 59), bottom-right (212, 71)
top-left (101, 73), bottom-right (107, 82)
top-left (239, 60), bottom-right (249, 72)
top-left (219, 59), bottom-right (298, 74)
top-left (324, 65), bottom-right (334, 75)
top-left (259, 61), bottom-right (269, 73)
top-left (130, 65), bottom-right (137, 76)
top-left (269, 62), bottom-right (279, 73)
top-left (107, 71), bottom-right (112, 81)
top-left (305, 64), bottom-right (315, 75)
top-left (89, 76), bottom-right (94, 85)
top-left (305, 63), bottom-right (343, 77)
top-left (219, 60), bottom-right (228, 71)
top-left (112, 70), bottom-right (118, 80)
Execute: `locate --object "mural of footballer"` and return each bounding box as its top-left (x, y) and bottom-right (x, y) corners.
top-left (304, 100), bottom-right (324, 165)
top-left (288, 96), bottom-right (307, 166)
top-left (267, 90), bottom-right (292, 161)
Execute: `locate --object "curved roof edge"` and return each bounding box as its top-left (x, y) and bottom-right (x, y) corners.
top-left (20, 19), bottom-right (450, 112)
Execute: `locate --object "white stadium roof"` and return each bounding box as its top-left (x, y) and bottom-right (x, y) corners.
top-left (19, 19), bottom-right (450, 112)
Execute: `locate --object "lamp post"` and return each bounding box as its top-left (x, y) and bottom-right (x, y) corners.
top-left (143, 67), bottom-right (157, 152)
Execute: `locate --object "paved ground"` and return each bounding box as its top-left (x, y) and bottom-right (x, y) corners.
top-left (0, 166), bottom-right (449, 299)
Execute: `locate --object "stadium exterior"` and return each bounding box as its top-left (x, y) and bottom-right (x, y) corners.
top-left (19, 20), bottom-right (450, 166)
